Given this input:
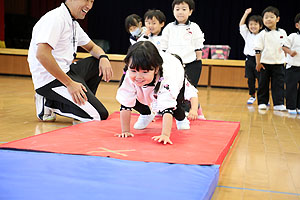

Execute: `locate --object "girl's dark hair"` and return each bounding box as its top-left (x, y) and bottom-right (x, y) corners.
top-left (294, 13), bottom-right (300, 24)
top-left (172, 0), bottom-right (195, 11)
top-left (125, 14), bottom-right (142, 33)
top-left (262, 6), bottom-right (280, 17)
top-left (144, 9), bottom-right (166, 24)
top-left (124, 41), bottom-right (163, 72)
top-left (124, 41), bottom-right (163, 93)
top-left (248, 15), bottom-right (263, 28)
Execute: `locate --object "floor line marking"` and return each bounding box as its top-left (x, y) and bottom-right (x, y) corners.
top-left (217, 185), bottom-right (300, 196)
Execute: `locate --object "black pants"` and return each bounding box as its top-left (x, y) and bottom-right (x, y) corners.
top-left (285, 66), bottom-right (300, 110)
top-left (185, 60), bottom-right (202, 87)
top-left (245, 56), bottom-right (260, 96)
top-left (36, 57), bottom-right (109, 121)
top-left (257, 63), bottom-right (285, 106)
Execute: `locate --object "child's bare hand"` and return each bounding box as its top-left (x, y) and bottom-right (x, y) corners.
top-left (115, 132), bottom-right (134, 138)
top-left (290, 51), bottom-right (297, 57)
top-left (256, 63), bottom-right (265, 72)
top-left (152, 135), bottom-right (173, 145)
top-left (245, 8), bottom-right (252, 14)
top-left (188, 109), bottom-right (198, 120)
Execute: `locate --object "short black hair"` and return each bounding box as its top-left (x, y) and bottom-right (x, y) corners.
top-left (294, 13), bottom-right (300, 24)
top-left (172, 0), bottom-right (195, 11)
top-left (262, 6), bottom-right (280, 17)
top-left (144, 9), bottom-right (166, 24)
top-left (125, 14), bottom-right (142, 33)
top-left (248, 15), bottom-right (263, 27)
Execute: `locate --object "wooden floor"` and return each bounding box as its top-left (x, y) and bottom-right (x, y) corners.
top-left (0, 75), bottom-right (300, 200)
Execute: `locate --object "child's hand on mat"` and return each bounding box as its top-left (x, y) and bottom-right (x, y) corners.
top-left (152, 135), bottom-right (173, 145)
top-left (188, 109), bottom-right (198, 120)
top-left (115, 132), bottom-right (134, 138)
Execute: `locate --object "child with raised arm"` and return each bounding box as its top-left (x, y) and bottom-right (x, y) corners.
top-left (282, 13), bottom-right (300, 115)
top-left (239, 8), bottom-right (263, 105)
top-left (116, 41), bottom-right (199, 145)
top-left (254, 6), bottom-right (287, 111)
top-left (125, 14), bottom-right (147, 45)
top-left (138, 9), bottom-right (166, 50)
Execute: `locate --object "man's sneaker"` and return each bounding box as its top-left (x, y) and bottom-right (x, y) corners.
top-left (247, 97), bottom-right (256, 104)
top-left (273, 105), bottom-right (286, 111)
top-left (258, 104), bottom-right (267, 110)
top-left (133, 113), bottom-right (155, 130)
top-left (35, 93), bottom-right (56, 122)
top-left (288, 109), bottom-right (297, 115)
top-left (176, 117), bottom-right (190, 130)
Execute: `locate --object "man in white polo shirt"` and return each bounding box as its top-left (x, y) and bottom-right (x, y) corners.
top-left (27, 0), bottom-right (113, 122)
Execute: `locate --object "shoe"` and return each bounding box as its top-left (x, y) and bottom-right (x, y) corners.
top-left (247, 105), bottom-right (255, 112)
top-left (35, 93), bottom-right (56, 122)
top-left (134, 113), bottom-right (155, 129)
top-left (247, 97), bottom-right (256, 104)
top-left (258, 104), bottom-right (267, 110)
top-left (273, 105), bottom-right (286, 111)
top-left (288, 109), bottom-right (297, 115)
top-left (297, 109), bottom-right (300, 114)
top-left (176, 117), bottom-right (190, 130)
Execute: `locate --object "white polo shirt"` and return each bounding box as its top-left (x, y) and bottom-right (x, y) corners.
top-left (28, 3), bottom-right (90, 89)
top-left (239, 24), bottom-right (258, 56)
top-left (254, 28), bottom-right (287, 64)
top-left (116, 52), bottom-right (196, 112)
top-left (160, 21), bottom-right (205, 64)
top-left (284, 32), bottom-right (300, 68)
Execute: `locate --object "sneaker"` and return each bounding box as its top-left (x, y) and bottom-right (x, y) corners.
top-left (297, 109), bottom-right (300, 114)
top-left (133, 113), bottom-right (155, 130)
top-left (288, 109), bottom-right (297, 115)
top-left (258, 104), bottom-right (267, 110)
top-left (273, 105), bottom-right (286, 111)
top-left (176, 117), bottom-right (190, 130)
top-left (247, 97), bottom-right (256, 104)
top-left (35, 93), bottom-right (56, 122)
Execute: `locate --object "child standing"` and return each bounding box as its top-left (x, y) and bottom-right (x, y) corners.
top-left (254, 6), bottom-right (287, 111)
top-left (116, 41), bottom-right (199, 145)
top-left (239, 8), bottom-right (263, 105)
top-left (138, 9), bottom-right (166, 50)
top-left (160, 0), bottom-right (205, 88)
top-left (282, 13), bottom-right (300, 115)
top-left (125, 14), bottom-right (147, 45)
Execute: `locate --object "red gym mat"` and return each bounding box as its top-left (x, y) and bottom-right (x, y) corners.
top-left (0, 112), bottom-right (239, 165)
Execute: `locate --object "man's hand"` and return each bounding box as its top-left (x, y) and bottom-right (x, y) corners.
top-left (66, 81), bottom-right (88, 105)
top-left (99, 58), bottom-right (113, 82)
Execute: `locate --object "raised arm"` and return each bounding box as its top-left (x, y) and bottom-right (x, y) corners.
top-left (239, 8), bottom-right (252, 26)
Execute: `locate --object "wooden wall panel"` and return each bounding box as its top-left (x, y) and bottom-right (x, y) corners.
top-left (210, 66), bottom-right (247, 88)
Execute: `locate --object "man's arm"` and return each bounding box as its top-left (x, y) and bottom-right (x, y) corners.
top-left (36, 43), bottom-right (87, 105)
top-left (82, 41), bottom-right (113, 82)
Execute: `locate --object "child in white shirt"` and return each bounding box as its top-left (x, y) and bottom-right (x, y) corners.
top-left (282, 13), bottom-right (300, 114)
top-left (116, 41), bottom-right (199, 145)
top-left (125, 14), bottom-right (147, 45)
top-left (239, 8), bottom-right (263, 105)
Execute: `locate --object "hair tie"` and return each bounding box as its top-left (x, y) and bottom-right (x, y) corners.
top-left (158, 77), bottom-right (164, 82)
